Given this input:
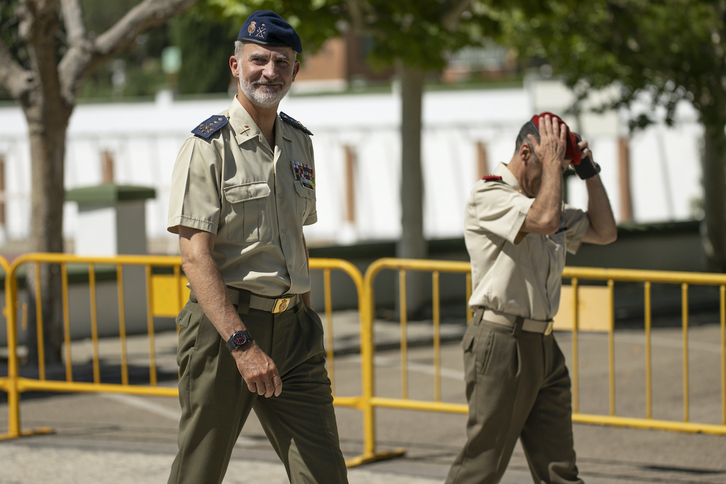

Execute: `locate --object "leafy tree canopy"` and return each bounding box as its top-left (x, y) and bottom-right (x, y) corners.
top-left (203, 0), bottom-right (514, 71)
top-left (499, 0), bottom-right (725, 129)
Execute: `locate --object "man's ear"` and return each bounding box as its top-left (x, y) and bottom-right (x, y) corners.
top-left (519, 143), bottom-right (532, 164)
top-left (229, 55), bottom-right (240, 78)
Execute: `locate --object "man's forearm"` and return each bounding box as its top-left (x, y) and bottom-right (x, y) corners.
top-left (181, 239), bottom-right (245, 341)
top-left (585, 175), bottom-right (617, 244)
top-left (528, 164), bottom-right (564, 232)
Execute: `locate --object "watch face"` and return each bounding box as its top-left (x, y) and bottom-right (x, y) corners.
top-left (232, 331), bottom-right (249, 346)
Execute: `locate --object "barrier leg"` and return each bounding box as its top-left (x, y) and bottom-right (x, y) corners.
top-left (0, 266), bottom-right (54, 440)
top-left (344, 284), bottom-right (405, 467)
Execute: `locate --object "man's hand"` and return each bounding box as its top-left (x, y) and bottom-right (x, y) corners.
top-left (529, 114), bottom-right (568, 172)
top-left (234, 344), bottom-right (283, 398)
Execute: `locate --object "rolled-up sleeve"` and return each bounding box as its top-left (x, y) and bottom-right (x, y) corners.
top-left (167, 138), bottom-right (222, 235)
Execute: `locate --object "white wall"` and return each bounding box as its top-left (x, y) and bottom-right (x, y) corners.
top-left (0, 82), bottom-right (704, 252)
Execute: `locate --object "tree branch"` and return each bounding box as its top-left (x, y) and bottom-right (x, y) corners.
top-left (58, 0), bottom-right (198, 105)
top-left (442, 0), bottom-right (472, 32)
top-left (345, 0), bottom-right (376, 36)
top-left (93, 0), bottom-right (198, 56)
top-left (0, 37), bottom-right (33, 99)
top-left (59, 0), bottom-right (85, 45)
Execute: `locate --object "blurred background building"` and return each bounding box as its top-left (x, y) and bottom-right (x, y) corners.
top-left (0, 16), bottom-right (704, 258)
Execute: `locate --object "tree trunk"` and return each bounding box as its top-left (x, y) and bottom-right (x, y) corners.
top-left (396, 63), bottom-right (428, 317)
top-left (21, 59), bottom-right (73, 364)
top-left (701, 121), bottom-right (726, 272)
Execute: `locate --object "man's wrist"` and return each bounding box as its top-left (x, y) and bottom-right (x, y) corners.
top-left (226, 330), bottom-right (254, 353)
top-left (574, 156), bottom-right (601, 180)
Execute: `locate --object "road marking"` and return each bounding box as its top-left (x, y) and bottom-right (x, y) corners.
top-left (100, 393), bottom-right (260, 447)
top-left (101, 393), bottom-right (180, 421)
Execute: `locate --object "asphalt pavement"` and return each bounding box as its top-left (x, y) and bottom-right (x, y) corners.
top-left (2, 310), bottom-right (726, 484)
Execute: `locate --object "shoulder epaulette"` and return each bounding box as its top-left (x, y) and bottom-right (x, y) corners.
top-left (192, 115), bottom-right (228, 139)
top-left (280, 112), bottom-right (313, 136)
top-left (482, 175), bottom-right (503, 182)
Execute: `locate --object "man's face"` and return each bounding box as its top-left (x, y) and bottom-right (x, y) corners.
top-left (233, 42), bottom-right (299, 108)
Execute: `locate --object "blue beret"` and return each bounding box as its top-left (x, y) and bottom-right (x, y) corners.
top-left (237, 10), bottom-right (302, 54)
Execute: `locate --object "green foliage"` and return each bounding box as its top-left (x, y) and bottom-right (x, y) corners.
top-left (73, 0), bottom-right (171, 99)
top-left (204, 0), bottom-right (505, 71)
top-left (170, 10), bottom-right (238, 94)
top-left (77, 0), bottom-right (239, 98)
top-left (498, 0), bottom-right (726, 128)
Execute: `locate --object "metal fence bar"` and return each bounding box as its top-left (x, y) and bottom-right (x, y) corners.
top-left (682, 283), bottom-right (689, 423)
top-left (433, 271), bottom-right (441, 403)
top-left (608, 279), bottom-right (615, 417)
top-left (33, 262), bottom-right (46, 381)
top-left (323, 269), bottom-right (335, 394)
top-left (145, 265), bottom-right (158, 387)
top-left (89, 264), bottom-right (100, 384)
top-left (61, 263), bottom-right (73, 382)
top-left (116, 264), bottom-right (129, 386)
top-left (0, 255), bottom-right (19, 438)
top-left (399, 270), bottom-right (408, 401)
top-left (645, 281), bottom-right (653, 420)
top-left (722, 285), bottom-right (726, 426)
top-left (571, 277), bottom-right (580, 414)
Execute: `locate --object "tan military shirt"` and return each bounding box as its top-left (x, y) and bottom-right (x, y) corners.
top-left (464, 162), bottom-right (590, 321)
top-left (167, 97), bottom-right (317, 297)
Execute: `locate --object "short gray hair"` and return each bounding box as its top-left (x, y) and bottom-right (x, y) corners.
top-left (234, 40), bottom-right (297, 62)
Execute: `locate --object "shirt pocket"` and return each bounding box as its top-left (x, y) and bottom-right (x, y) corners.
top-left (294, 181), bottom-right (316, 222)
top-left (223, 182), bottom-right (271, 243)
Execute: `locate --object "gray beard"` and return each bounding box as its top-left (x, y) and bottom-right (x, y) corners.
top-left (240, 77), bottom-right (289, 108)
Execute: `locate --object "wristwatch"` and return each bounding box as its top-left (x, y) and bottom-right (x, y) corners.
top-left (226, 330), bottom-right (253, 352)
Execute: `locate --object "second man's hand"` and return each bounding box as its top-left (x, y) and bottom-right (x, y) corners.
top-left (234, 344), bottom-right (283, 398)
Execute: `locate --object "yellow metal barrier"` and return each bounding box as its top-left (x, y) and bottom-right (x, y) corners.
top-left (562, 267), bottom-right (726, 435)
top-left (359, 258), bottom-right (471, 463)
top-left (0, 253), bottom-right (395, 468)
top-left (359, 259), bottom-right (726, 460)
top-left (4, 255), bottom-right (726, 458)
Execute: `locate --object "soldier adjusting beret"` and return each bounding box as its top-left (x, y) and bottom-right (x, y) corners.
top-left (237, 10), bottom-right (302, 54)
top-left (530, 112), bottom-right (582, 165)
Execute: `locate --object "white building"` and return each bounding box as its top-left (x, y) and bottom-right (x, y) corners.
top-left (0, 80), bottom-right (704, 254)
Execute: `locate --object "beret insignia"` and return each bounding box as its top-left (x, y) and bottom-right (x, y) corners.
top-left (482, 175), bottom-right (503, 182)
top-left (248, 21), bottom-right (256, 35)
top-left (280, 112), bottom-right (313, 136)
top-left (192, 115), bottom-right (228, 140)
top-left (255, 23), bottom-right (267, 39)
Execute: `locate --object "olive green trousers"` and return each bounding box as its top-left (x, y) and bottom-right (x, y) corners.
top-left (167, 299), bottom-right (348, 484)
top-left (445, 313), bottom-right (583, 484)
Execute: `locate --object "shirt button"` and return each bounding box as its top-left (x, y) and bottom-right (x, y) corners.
top-left (282, 229), bottom-right (286, 235)
top-left (278, 193), bottom-right (282, 199)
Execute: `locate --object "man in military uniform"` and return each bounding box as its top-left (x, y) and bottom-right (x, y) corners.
top-left (166, 10), bottom-right (348, 484)
top-left (446, 114), bottom-right (617, 484)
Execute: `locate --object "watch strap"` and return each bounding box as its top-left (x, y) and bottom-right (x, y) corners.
top-left (226, 330), bottom-right (252, 352)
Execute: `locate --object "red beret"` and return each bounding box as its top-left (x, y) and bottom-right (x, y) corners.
top-left (530, 112), bottom-right (582, 165)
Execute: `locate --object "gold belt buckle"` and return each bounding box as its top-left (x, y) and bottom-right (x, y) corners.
top-left (544, 321), bottom-right (554, 336)
top-left (272, 297), bottom-right (291, 314)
